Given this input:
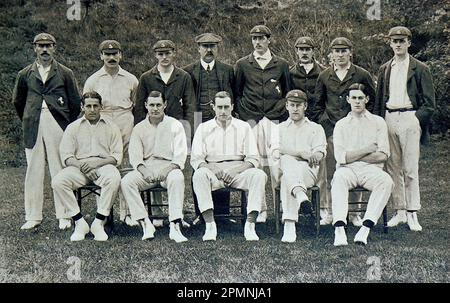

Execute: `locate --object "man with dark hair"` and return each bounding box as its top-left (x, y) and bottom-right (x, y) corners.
top-left (52, 91), bottom-right (123, 241)
top-left (84, 39), bottom-right (139, 227)
top-left (374, 26), bottom-right (435, 231)
top-left (332, 83), bottom-right (393, 246)
top-left (191, 91), bottom-right (267, 241)
top-left (121, 91), bottom-right (188, 243)
top-left (312, 37), bottom-right (376, 226)
top-left (12, 33), bottom-right (81, 230)
top-left (235, 25), bottom-right (291, 223)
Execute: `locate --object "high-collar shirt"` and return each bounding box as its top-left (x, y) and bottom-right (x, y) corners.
top-left (59, 115), bottom-right (123, 166)
top-left (83, 66), bottom-right (138, 111)
top-left (253, 49), bottom-right (272, 69)
top-left (333, 110), bottom-right (390, 169)
top-left (300, 62), bottom-right (314, 74)
top-left (158, 65), bottom-right (174, 84)
top-left (190, 117), bottom-right (260, 170)
top-left (387, 55), bottom-right (412, 109)
top-left (200, 59), bottom-right (215, 71)
top-left (37, 61), bottom-right (52, 108)
top-left (129, 115), bottom-right (187, 170)
top-left (334, 63), bottom-right (351, 81)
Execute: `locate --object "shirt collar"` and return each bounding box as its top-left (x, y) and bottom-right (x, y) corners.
top-left (211, 116), bottom-right (237, 130)
top-left (391, 55), bottom-right (409, 67)
top-left (200, 59), bottom-right (215, 70)
top-left (100, 66), bottom-right (125, 76)
top-left (36, 61), bottom-right (51, 71)
top-left (253, 49), bottom-right (272, 61)
top-left (334, 62), bottom-right (351, 72)
top-left (286, 117), bottom-right (310, 126)
top-left (80, 115), bottom-right (107, 125)
top-left (347, 109), bottom-right (373, 121)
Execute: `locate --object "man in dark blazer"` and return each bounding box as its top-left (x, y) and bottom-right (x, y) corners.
top-left (374, 26), bottom-right (435, 231)
top-left (12, 33), bottom-right (81, 230)
top-left (183, 33), bottom-right (235, 220)
top-left (312, 37), bottom-right (376, 226)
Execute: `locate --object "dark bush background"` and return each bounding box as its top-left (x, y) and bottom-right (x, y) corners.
top-left (1, 0), bottom-right (448, 167)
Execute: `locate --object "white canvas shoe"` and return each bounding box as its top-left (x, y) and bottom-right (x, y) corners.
top-left (124, 215), bottom-right (139, 227)
top-left (20, 220), bottom-right (41, 230)
top-left (141, 218), bottom-right (155, 240)
top-left (333, 226), bottom-right (348, 246)
top-left (387, 210), bottom-right (407, 227)
top-left (244, 222), bottom-right (259, 241)
top-left (70, 218), bottom-right (90, 242)
top-left (350, 214), bottom-right (363, 227)
top-left (59, 218), bottom-right (72, 230)
top-left (90, 218), bottom-right (108, 241)
top-left (202, 222), bottom-right (217, 241)
top-left (407, 212), bottom-right (423, 231)
top-left (281, 221), bottom-right (296, 243)
top-left (169, 222), bottom-right (188, 243)
top-left (354, 226), bottom-right (370, 245)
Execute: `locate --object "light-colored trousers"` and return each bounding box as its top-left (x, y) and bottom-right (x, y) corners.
top-left (192, 162), bottom-right (267, 214)
top-left (251, 117), bottom-right (279, 213)
top-left (51, 164), bottom-right (121, 218)
top-left (280, 155), bottom-right (319, 222)
top-left (24, 108), bottom-right (66, 221)
top-left (331, 164), bottom-right (393, 225)
top-left (101, 109), bottom-right (134, 221)
top-left (120, 160), bottom-right (185, 222)
top-left (385, 111), bottom-right (421, 211)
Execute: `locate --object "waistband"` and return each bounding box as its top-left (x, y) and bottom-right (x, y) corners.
top-left (386, 107), bottom-right (415, 113)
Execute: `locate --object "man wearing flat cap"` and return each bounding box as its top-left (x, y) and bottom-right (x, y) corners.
top-left (183, 33), bottom-right (236, 221)
top-left (235, 25), bottom-right (292, 223)
top-left (312, 36), bottom-right (376, 226)
top-left (272, 89), bottom-right (327, 242)
top-left (133, 39), bottom-right (195, 227)
top-left (12, 33), bottom-right (81, 230)
top-left (374, 26), bottom-right (435, 231)
top-left (83, 39), bottom-right (139, 226)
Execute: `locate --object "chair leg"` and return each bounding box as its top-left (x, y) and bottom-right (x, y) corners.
top-left (275, 189), bottom-right (280, 235)
top-left (383, 207), bottom-right (388, 234)
top-left (313, 188), bottom-right (320, 236)
top-left (241, 191), bottom-right (247, 226)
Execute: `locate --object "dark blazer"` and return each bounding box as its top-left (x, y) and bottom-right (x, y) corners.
top-left (289, 61), bottom-right (325, 121)
top-left (312, 64), bottom-right (376, 138)
top-left (182, 60), bottom-right (236, 108)
top-left (12, 60), bottom-right (81, 149)
top-left (374, 55), bottom-right (435, 145)
top-left (234, 53), bottom-right (291, 122)
top-left (133, 65), bottom-right (196, 129)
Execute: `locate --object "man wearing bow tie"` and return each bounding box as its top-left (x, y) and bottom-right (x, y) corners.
top-left (12, 33), bottom-right (81, 230)
top-left (234, 25), bottom-right (292, 223)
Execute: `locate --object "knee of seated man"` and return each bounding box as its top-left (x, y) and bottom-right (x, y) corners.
top-left (167, 169), bottom-right (184, 183)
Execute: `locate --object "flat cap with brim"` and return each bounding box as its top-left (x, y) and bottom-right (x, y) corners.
top-left (153, 40), bottom-right (175, 52)
top-left (286, 89), bottom-right (307, 103)
top-left (388, 26), bottom-right (412, 38)
top-left (33, 33), bottom-right (56, 44)
top-left (195, 33), bottom-right (222, 44)
top-left (330, 37), bottom-right (353, 49)
top-left (250, 25), bottom-right (271, 37)
top-left (99, 40), bottom-right (122, 53)
top-left (295, 36), bottom-right (315, 48)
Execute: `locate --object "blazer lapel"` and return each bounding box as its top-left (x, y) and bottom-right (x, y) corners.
top-left (45, 60), bottom-right (58, 83)
top-left (30, 61), bottom-right (43, 83)
top-left (407, 55), bottom-right (417, 82)
top-left (215, 61), bottom-right (224, 90)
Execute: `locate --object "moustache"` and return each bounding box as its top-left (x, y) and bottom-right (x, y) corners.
top-left (108, 60), bottom-right (117, 63)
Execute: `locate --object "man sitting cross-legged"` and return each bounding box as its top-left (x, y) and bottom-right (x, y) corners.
top-left (120, 90), bottom-right (188, 243)
top-left (191, 91), bottom-right (267, 241)
top-left (331, 83), bottom-right (393, 246)
top-left (52, 91), bottom-right (123, 242)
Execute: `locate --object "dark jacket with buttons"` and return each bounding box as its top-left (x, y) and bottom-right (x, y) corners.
top-left (290, 61), bottom-right (325, 120)
top-left (133, 65), bottom-right (195, 130)
top-left (234, 53), bottom-right (291, 122)
top-left (374, 55), bottom-right (435, 145)
top-left (12, 60), bottom-right (81, 149)
top-left (312, 64), bottom-right (376, 137)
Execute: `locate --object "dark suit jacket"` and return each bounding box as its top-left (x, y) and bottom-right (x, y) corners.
top-left (12, 60), bottom-right (81, 149)
top-left (182, 60), bottom-right (236, 108)
top-left (133, 65), bottom-right (195, 130)
top-left (312, 64), bottom-right (376, 137)
top-left (374, 55), bottom-right (435, 145)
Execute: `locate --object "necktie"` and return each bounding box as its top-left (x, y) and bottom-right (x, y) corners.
top-left (206, 65), bottom-right (210, 72)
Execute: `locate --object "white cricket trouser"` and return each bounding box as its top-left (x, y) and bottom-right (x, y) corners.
top-left (193, 162), bottom-right (267, 214)
top-left (51, 164), bottom-right (121, 217)
top-left (385, 111), bottom-right (421, 211)
top-left (24, 108), bottom-right (66, 221)
top-left (331, 164), bottom-right (393, 225)
top-left (120, 160), bottom-right (185, 222)
top-left (280, 155), bottom-right (319, 222)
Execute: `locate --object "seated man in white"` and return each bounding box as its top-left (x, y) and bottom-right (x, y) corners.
top-left (332, 83), bottom-right (393, 246)
top-left (191, 91), bottom-right (267, 241)
top-left (275, 89), bottom-right (327, 243)
top-left (120, 91), bottom-right (188, 243)
top-left (52, 91), bottom-right (123, 242)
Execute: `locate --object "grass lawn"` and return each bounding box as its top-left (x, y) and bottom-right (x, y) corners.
top-left (0, 136), bottom-right (448, 283)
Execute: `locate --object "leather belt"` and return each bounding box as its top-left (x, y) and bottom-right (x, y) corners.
top-left (387, 108), bottom-right (415, 113)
